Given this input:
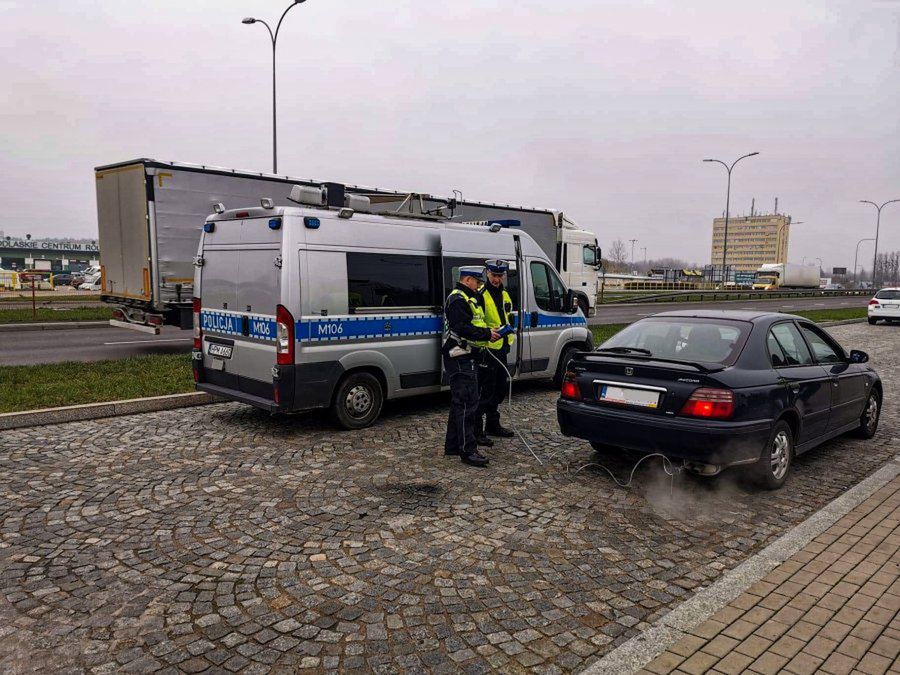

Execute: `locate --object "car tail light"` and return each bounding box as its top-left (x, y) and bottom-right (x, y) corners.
top-left (276, 304), bottom-right (295, 365)
top-left (869, 299), bottom-right (880, 306)
top-left (680, 388), bottom-right (734, 419)
top-left (560, 372), bottom-right (581, 400)
top-left (193, 297), bottom-right (202, 350)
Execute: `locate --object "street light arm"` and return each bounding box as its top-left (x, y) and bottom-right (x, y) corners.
top-left (730, 151), bottom-right (760, 171)
top-left (702, 159), bottom-right (729, 173)
top-left (274, 1), bottom-right (303, 44)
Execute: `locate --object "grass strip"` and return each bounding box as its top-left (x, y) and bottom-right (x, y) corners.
top-left (789, 307), bottom-right (866, 322)
top-left (0, 294), bottom-right (101, 303)
top-left (0, 354), bottom-right (193, 413)
top-left (0, 307), bottom-right (112, 324)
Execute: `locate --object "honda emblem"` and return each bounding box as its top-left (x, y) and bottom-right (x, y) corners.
top-left (624, 367), bottom-right (634, 376)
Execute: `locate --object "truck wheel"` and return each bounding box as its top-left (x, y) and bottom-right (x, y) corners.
top-left (553, 344), bottom-right (580, 388)
top-left (748, 421), bottom-right (793, 490)
top-left (331, 372), bottom-right (384, 430)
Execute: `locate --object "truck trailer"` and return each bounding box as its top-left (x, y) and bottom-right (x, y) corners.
top-left (95, 159), bottom-right (601, 333)
top-left (752, 263), bottom-right (820, 290)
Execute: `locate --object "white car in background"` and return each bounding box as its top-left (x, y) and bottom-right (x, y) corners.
top-left (868, 288), bottom-right (900, 325)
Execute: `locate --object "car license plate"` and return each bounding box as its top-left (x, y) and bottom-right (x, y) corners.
top-left (599, 384), bottom-right (660, 409)
top-left (208, 343), bottom-right (233, 359)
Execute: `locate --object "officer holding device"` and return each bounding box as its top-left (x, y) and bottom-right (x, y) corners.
top-left (476, 259), bottom-right (516, 443)
top-left (443, 266), bottom-right (501, 467)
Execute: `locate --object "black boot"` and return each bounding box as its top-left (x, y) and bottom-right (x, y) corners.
top-left (462, 451), bottom-right (489, 467)
top-left (476, 435), bottom-right (494, 447)
top-left (486, 423), bottom-right (515, 438)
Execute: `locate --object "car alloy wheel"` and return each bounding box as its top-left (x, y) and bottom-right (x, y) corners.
top-left (770, 430), bottom-right (790, 481)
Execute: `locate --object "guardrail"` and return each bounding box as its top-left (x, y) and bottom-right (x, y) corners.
top-left (601, 289), bottom-right (870, 305)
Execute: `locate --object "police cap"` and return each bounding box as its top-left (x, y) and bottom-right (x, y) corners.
top-left (485, 259), bottom-right (509, 273)
top-left (458, 266), bottom-right (485, 279)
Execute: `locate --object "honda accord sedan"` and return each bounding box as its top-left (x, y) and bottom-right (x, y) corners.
top-left (557, 311), bottom-right (882, 489)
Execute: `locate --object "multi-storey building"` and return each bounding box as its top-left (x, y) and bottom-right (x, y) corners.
top-left (710, 214), bottom-right (790, 272)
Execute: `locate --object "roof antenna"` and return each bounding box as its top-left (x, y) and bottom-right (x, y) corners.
top-left (774, 197), bottom-right (778, 215)
top-left (751, 198), bottom-right (755, 217)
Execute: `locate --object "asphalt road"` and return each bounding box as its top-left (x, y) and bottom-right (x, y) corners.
top-left (0, 295), bottom-right (865, 366)
top-left (590, 294), bottom-right (865, 324)
top-left (0, 325), bottom-right (193, 366)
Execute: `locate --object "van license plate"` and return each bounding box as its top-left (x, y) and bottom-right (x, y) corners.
top-left (208, 343), bottom-right (233, 359)
top-left (599, 385), bottom-right (660, 409)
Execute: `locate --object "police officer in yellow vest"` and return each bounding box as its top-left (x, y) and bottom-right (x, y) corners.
top-left (443, 266), bottom-right (501, 467)
top-left (476, 259), bottom-right (516, 444)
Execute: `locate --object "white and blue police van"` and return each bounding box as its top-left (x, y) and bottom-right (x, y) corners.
top-left (192, 183), bottom-right (592, 428)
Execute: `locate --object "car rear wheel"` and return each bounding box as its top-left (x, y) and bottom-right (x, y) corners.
top-left (852, 389), bottom-right (880, 439)
top-left (331, 372), bottom-right (384, 430)
top-left (868, 317), bottom-right (877, 325)
top-left (750, 420), bottom-right (793, 490)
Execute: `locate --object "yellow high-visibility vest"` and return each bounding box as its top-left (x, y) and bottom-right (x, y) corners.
top-left (480, 286), bottom-right (514, 350)
top-left (445, 288), bottom-right (491, 348)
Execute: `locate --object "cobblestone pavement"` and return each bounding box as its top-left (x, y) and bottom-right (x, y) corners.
top-left (1, 323), bottom-right (897, 674)
top-left (640, 474), bottom-right (900, 675)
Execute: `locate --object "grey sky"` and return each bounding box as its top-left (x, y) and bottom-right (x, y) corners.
top-left (1, 0), bottom-right (898, 269)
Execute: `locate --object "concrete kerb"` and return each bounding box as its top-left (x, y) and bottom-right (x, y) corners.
top-left (0, 321), bottom-right (108, 332)
top-left (0, 392), bottom-right (220, 431)
top-left (580, 451), bottom-right (900, 675)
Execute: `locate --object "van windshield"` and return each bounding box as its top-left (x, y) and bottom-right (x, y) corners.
top-left (599, 318), bottom-right (750, 366)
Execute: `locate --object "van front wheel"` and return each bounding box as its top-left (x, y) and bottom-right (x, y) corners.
top-left (331, 372), bottom-right (384, 429)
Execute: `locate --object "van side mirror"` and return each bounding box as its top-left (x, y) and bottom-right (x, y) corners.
top-left (849, 349), bottom-right (869, 364)
top-left (564, 288), bottom-right (578, 314)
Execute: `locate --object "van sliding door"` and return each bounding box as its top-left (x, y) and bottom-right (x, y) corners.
top-left (439, 229), bottom-right (522, 376)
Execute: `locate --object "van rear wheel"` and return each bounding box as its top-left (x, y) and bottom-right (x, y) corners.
top-left (331, 372), bottom-right (384, 429)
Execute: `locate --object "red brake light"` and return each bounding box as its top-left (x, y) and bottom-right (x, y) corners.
top-left (560, 372), bottom-right (581, 400)
top-left (276, 304), bottom-right (295, 366)
top-left (193, 297), bottom-right (202, 350)
top-left (869, 299), bottom-right (879, 305)
top-left (680, 388), bottom-right (734, 419)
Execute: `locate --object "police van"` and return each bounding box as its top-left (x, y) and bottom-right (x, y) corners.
top-left (192, 183), bottom-right (592, 428)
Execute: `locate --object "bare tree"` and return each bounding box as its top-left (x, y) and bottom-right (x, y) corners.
top-left (606, 239), bottom-right (629, 272)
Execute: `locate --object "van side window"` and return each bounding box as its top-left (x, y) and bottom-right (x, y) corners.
top-left (530, 261), bottom-right (565, 312)
top-left (347, 253), bottom-right (436, 312)
top-left (444, 257), bottom-right (519, 310)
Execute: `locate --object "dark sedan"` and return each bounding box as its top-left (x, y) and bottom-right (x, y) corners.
top-left (557, 311), bottom-right (882, 488)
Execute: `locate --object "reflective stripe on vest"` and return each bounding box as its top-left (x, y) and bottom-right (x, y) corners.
top-left (445, 288), bottom-right (490, 348)
top-left (480, 286), bottom-right (514, 350)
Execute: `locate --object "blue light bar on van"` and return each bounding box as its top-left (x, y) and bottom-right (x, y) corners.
top-left (488, 219), bottom-right (521, 228)
top-left (203, 222), bottom-right (215, 233)
top-left (304, 217), bottom-right (321, 229)
top-left (268, 218), bottom-right (281, 230)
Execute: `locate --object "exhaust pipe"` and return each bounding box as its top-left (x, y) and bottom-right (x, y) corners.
top-left (683, 461), bottom-right (722, 476)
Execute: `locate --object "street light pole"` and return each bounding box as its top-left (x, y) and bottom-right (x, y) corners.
top-left (243, 0), bottom-right (307, 174)
top-left (628, 239), bottom-right (637, 270)
top-left (854, 238), bottom-right (875, 284)
top-left (641, 246), bottom-right (647, 268)
top-left (860, 199), bottom-right (900, 287)
top-left (703, 152), bottom-right (759, 285)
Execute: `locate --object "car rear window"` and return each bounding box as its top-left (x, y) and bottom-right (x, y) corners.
top-left (599, 318), bottom-right (749, 365)
top-left (874, 289), bottom-right (900, 300)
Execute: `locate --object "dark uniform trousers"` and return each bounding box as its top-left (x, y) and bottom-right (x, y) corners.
top-left (443, 352), bottom-right (480, 456)
top-left (477, 349), bottom-right (510, 433)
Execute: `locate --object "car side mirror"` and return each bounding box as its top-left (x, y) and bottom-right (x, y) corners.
top-left (849, 349), bottom-right (869, 364)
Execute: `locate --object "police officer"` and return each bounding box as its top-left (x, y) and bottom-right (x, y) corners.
top-left (476, 259), bottom-right (516, 444)
top-left (443, 266), bottom-right (501, 467)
